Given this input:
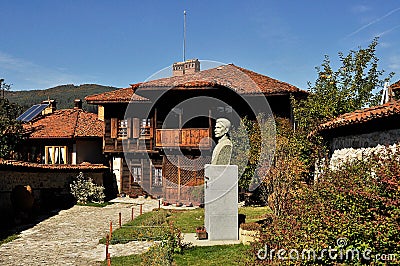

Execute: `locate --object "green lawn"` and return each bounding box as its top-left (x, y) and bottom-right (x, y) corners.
top-left (174, 244), bottom-right (252, 265)
top-left (101, 206), bottom-right (270, 244)
top-left (167, 208), bottom-right (204, 233)
top-left (239, 206), bottom-right (271, 223)
top-left (103, 244), bottom-right (252, 266)
top-left (101, 206), bottom-right (269, 265)
top-left (0, 233), bottom-right (20, 246)
top-left (76, 202), bottom-right (113, 207)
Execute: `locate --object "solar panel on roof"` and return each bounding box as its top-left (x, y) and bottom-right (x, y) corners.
top-left (17, 103), bottom-right (49, 122)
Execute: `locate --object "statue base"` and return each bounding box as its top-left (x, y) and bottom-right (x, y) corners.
top-left (204, 164), bottom-right (238, 240)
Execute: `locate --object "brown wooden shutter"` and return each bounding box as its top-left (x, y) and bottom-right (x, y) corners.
top-left (127, 117), bottom-right (132, 138)
top-left (111, 118), bottom-right (118, 138)
top-left (149, 118), bottom-right (154, 138)
top-left (132, 118), bottom-right (140, 139)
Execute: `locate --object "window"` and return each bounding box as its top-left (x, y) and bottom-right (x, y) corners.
top-left (217, 105), bottom-right (232, 113)
top-left (140, 118), bottom-right (151, 137)
top-left (45, 146), bottom-right (67, 164)
top-left (131, 166), bottom-right (142, 183)
top-left (118, 119), bottom-right (128, 138)
top-left (152, 166), bottom-right (163, 187)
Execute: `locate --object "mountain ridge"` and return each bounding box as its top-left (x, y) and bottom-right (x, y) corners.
top-left (5, 84), bottom-right (119, 113)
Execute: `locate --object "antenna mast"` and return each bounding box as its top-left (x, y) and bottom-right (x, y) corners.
top-left (183, 10), bottom-right (186, 62)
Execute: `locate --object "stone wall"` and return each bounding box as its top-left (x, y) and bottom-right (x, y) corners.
top-left (329, 128), bottom-right (400, 169)
top-left (0, 161), bottom-right (116, 227)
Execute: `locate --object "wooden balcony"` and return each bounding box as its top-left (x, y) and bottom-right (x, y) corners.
top-left (156, 128), bottom-right (212, 149)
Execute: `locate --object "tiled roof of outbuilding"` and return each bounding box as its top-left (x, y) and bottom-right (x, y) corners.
top-left (316, 100), bottom-right (400, 134)
top-left (23, 109), bottom-right (103, 139)
top-left (390, 80), bottom-right (400, 91)
top-left (0, 159), bottom-right (108, 170)
top-left (85, 87), bottom-right (150, 103)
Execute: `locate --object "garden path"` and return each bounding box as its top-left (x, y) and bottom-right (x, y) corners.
top-left (0, 198), bottom-right (159, 266)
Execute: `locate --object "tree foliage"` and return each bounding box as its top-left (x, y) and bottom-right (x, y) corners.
top-left (293, 37), bottom-right (393, 132)
top-left (258, 118), bottom-right (306, 216)
top-left (250, 148), bottom-right (400, 265)
top-left (5, 84), bottom-right (118, 113)
top-left (70, 172), bottom-right (105, 204)
top-left (230, 115), bottom-right (276, 192)
top-left (0, 82), bottom-right (24, 158)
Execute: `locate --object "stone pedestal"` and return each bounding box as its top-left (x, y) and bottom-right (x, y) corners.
top-left (204, 164), bottom-right (238, 240)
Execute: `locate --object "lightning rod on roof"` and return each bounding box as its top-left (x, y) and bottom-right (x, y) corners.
top-left (183, 10), bottom-right (187, 62)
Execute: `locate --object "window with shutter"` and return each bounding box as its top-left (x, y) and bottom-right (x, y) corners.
top-left (118, 119), bottom-right (128, 138)
top-left (133, 118), bottom-right (140, 139)
top-left (111, 118), bottom-right (118, 138)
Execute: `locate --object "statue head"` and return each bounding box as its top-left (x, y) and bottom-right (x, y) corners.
top-left (214, 118), bottom-right (231, 138)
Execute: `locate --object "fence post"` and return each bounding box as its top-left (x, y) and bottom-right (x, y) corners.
top-left (140, 204), bottom-right (143, 215)
top-left (131, 207), bottom-right (134, 220)
top-left (109, 221), bottom-right (112, 239)
top-left (158, 199), bottom-right (161, 209)
top-left (105, 233), bottom-right (109, 260)
top-left (119, 212), bottom-right (122, 228)
top-left (107, 253), bottom-right (111, 266)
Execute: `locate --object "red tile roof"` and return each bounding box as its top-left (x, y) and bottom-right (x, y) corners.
top-left (390, 80), bottom-right (400, 91)
top-left (86, 64), bottom-right (306, 103)
top-left (23, 109), bottom-right (104, 139)
top-left (85, 87), bottom-right (150, 103)
top-left (316, 100), bottom-right (400, 134)
top-left (0, 159), bottom-right (108, 170)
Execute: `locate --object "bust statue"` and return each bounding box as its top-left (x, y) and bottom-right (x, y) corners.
top-left (211, 118), bottom-right (233, 165)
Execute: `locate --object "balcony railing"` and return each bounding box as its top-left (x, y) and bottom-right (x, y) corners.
top-left (156, 128), bottom-right (212, 148)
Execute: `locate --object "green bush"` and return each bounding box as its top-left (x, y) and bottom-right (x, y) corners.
top-left (70, 172), bottom-right (105, 204)
top-left (250, 147), bottom-right (400, 265)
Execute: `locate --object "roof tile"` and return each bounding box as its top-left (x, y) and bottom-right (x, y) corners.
top-left (23, 109), bottom-right (103, 139)
top-left (0, 159), bottom-right (108, 170)
top-left (316, 100), bottom-right (400, 133)
top-left (86, 64), bottom-right (306, 103)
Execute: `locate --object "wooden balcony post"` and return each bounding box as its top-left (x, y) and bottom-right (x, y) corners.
top-left (177, 156), bottom-right (181, 202)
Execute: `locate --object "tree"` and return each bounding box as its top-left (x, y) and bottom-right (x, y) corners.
top-left (0, 81), bottom-right (24, 159)
top-left (259, 118), bottom-right (306, 216)
top-left (293, 37), bottom-right (393, 132)
top-left (291, 38), bottom-right (394, 176)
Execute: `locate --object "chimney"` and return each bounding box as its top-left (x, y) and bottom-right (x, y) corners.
top-left (172, 59), bottom-right (200, 77)
top-left (74, 99), bottom-right (83, 109)
top-left (381, 82), bottom-right (395, 104)
top-left (41, 99), bottom-right (57, 115)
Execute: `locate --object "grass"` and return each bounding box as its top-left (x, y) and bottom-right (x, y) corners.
top-left (174, 244), bottom-right (252, 265)
top-left (168, 208), bottom-right (204, 233)
top-left (100, 208), bottom-right (205, 244)
top-left (102, 254), bottom-right (141, 265)
top-left (239, 206), bottom-right (271, 223)
top-left (101, 206), bottom-right (270, 244)
top-left (101, 206), bottom-right (269, 265)
top-left (0, 233), bottom-right (20, 246)
top-left (76, 202), bottom-right (113, 207)
top-left (103, 244), bottom-right (252, 265)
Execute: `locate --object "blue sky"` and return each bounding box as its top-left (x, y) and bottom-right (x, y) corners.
top-left (0, 0), bottom-right (399, 91)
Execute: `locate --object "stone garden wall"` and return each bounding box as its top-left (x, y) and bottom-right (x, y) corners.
top-left (0, 161), bottom-right (116, 227)
top-left (329, 128), bottom-right (400, 169)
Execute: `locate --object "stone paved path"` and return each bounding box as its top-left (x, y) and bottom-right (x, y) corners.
top-left (0, 198), bottom-right (159, 266)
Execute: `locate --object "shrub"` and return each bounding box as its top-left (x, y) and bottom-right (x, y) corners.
top-left (258, 118), bottom-right (306, 215)
top-left (140, 222), bottom-right (188, 266)
top-left (70, 172), bottom-right (105, 204)
top-left (249, 147), bottom-right (400, 265)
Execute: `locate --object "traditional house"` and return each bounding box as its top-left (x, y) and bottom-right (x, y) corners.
top-left (315, 82), bottom-right (400, 169)
top-left (16, 99), bottom-right (106, 166)
top-left (85, 60), bottom-right (306, 203)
